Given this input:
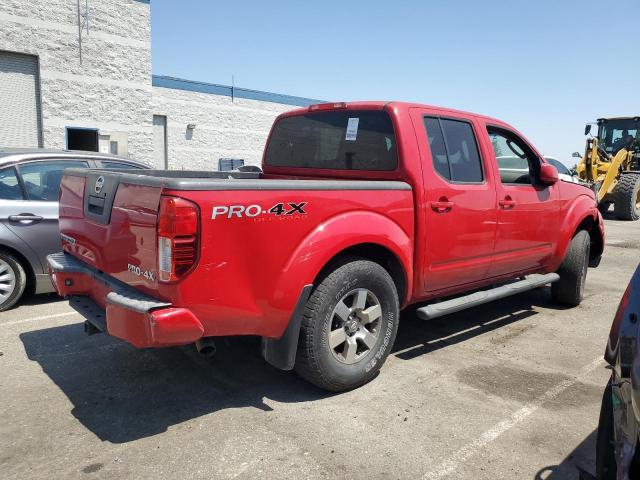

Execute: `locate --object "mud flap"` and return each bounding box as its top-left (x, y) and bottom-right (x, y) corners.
top-left (261, 284), bottom-right (313, 371)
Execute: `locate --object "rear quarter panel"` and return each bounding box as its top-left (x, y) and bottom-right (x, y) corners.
top-left (161, 187), bottom-right (414, 338)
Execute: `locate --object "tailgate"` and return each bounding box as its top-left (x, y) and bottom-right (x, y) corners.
top-left (59, 170), bottom-right (162, 292)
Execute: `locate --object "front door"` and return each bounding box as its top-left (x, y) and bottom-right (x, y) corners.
top-left (486, 127), bottom-right (560, 277)
top-left (413, 111), bottom-right (498, 293)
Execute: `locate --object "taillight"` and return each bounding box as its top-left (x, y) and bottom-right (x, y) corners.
top-left (157, 196), bottom-right (199, 282)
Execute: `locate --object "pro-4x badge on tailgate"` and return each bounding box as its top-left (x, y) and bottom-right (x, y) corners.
top-left (211, 202), bottom-right (307, 219)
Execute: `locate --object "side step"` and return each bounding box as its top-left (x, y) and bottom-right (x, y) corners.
top-left (416, 273), bottom-right (560, 320)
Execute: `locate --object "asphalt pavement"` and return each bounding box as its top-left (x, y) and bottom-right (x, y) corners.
top-left (1, 216), bottom-right (638, 479)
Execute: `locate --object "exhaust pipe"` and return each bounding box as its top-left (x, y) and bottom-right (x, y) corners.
top-left (195, 338), bottom-right (217, 357)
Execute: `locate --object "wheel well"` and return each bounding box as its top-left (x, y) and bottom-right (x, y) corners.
top-left (315, 243), bottom-right (408, 303)
top-left (575, 216), bottom-right (603, 263)
top-left (0, 245), bottom-right (35, 295)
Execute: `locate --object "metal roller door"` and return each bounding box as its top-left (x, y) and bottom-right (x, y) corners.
top-left (0, 51), bottom-right (43, 147)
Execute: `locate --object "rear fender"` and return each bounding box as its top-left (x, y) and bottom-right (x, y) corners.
top-left (273, 210), bottom-right (413, 328)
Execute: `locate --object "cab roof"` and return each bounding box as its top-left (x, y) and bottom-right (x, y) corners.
top-left (283, 101), bottom-right (510, 127)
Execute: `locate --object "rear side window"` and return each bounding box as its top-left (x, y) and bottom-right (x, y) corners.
top-left (100, 161), bottom-right (142, 170)
top-left (18, 160), bottom-right (88, 201)
top-left (265, 110), bottom-right (398, 171)
top-left (0, 167), bottom-right (24, 200)
top-left (423, 117), bottom-right (483, 183)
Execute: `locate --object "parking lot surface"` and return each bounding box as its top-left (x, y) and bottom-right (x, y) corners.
top-left (1, 217), bottom-right (638, 480)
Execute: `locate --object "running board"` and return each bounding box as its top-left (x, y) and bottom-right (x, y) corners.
top-left (416, 273), bottom-right (560, 320)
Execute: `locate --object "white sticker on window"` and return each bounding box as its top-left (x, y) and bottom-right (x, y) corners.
top-left (345, 117), bottom-right (359, 141)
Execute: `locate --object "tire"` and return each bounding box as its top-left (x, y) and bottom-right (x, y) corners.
top-left (0, 250), bottom-right (27, 311)
top-left (596, 380), bottom-right (617, 480)
top-left (613, 173), bottom-right (640, 221)
top-left (552, 230), bottom-right (590, 306)
top-left (597, 202), bottom-right (611, 215)
top-left (295, 259), bottom-right (399, 392)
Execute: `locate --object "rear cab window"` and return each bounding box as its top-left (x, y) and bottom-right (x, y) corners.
top-left (265, 110), bottom-right (398, 171)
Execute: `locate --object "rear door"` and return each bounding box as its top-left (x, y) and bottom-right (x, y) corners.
top-left (4, 160), bottom-right (89, 271)
top-left (485, 126), bottom-right (560, 276)
top-left (411, 110), bottom-right (498, 293)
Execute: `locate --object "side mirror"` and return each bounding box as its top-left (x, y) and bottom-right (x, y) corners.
top-left (572, 151), bottom-right (582, 158)
top-left (584, 124), bottom-right (592, 135)
top-left (540, 163), bottom-right (559, 186)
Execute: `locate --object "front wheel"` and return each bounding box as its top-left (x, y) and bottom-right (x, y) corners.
top-left (614, 173), bottom-right (640, 221)
top-left (552, 230), bottom-right (590, 306)
top-left (295, 259), bottom-right (399, 392)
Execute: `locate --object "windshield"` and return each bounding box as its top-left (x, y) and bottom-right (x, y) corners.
top-left (544, 157), bottom-right (570, 175)
top-left (265, 110), bottom-right (398, 171)
top-left (598, 118), bottom-right (639, 154)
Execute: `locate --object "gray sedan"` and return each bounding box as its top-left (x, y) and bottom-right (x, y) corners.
top-left (0, 149), bottom-right (148, 310)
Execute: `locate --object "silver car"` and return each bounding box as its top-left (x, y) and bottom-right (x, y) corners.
top-left (0, 149), bottom-right (148, 310)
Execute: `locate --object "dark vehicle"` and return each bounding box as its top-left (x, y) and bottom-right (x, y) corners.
top-left (0, 149), bottom-right (148, 310)
top-left (597, 264), bottom-right (640, 479)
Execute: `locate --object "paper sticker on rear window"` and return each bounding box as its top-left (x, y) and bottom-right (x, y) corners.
top-left (345, 117), bottom-right (359, 141)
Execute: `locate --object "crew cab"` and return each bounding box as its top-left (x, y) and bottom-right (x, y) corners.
top-left (48, 102), bottom-right (605, 391)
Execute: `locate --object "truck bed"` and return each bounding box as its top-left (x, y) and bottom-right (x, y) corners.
top-left (55, 167), bottom-right (414, 341)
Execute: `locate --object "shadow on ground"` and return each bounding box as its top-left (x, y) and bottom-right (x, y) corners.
top-left (392, 286), bottom-right (556, 359)
top-left (534, 430), bottom-right (597, 479)
top-left (20, 292), bottom-right (63, 307)
top-left (20, 287), bottom-right (558, 444)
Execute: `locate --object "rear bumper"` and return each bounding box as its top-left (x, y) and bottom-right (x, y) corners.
top-left (47, 252), bottom-right (204, 348)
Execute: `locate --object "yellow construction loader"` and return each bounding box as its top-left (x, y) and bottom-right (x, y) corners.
top-left (575, 116), bottom-right (640, 220)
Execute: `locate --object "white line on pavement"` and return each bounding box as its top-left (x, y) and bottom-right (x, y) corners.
top-left (0, 311), bottom-right (79, 327)
top-left (423, 356), bottom-right (605, 480)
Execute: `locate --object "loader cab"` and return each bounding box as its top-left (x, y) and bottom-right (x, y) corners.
top-left (595, 117), bottom-right (640, 155)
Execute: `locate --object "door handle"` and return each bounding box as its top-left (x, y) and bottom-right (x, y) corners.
top-left (499, 196), bottom-right (516, 209)
top-left (8, 214), bottom-right (44, 224)
top-left (431, 197), bottom-right (454, 213)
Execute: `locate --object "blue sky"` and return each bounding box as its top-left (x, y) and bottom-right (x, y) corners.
top-left (151, 0), bottom-right (639, 165)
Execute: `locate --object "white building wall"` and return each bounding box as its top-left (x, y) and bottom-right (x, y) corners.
top-left (0, 0), bottom-right (154, 162)
top-left (151, 86), bottom-right (306, 170)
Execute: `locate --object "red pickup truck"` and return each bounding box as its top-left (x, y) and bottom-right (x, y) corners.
top-left (48, 101), bottom-right (604, 391)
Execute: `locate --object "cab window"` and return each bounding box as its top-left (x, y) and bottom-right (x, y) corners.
top-left (488, 129), bottom-right (539, 185)
top-left (423, 117), bottom-right (483, 183)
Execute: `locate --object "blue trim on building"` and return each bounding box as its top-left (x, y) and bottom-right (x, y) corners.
top-left (133, 0), bottom-right (150, 4)
top-left (152, 75), bottom-right (322, 107)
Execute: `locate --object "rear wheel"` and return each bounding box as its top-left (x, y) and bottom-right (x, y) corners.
top-left (0, 251), bottom-right (26, 311)
top-left (295, 259), bottom-right (399, 392)
top-left (552, 230), bottom-right (590, 306)
top-left (613, 173), bottom-right (640, 221)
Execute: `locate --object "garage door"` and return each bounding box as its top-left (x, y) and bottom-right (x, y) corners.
top-left (0, 51), bottom-right (43, 147)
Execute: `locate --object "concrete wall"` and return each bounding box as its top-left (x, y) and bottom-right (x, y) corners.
top-left (0, 0), bottom-right (154, 162)
top-left (151, 84), bottom-right (313, 170)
